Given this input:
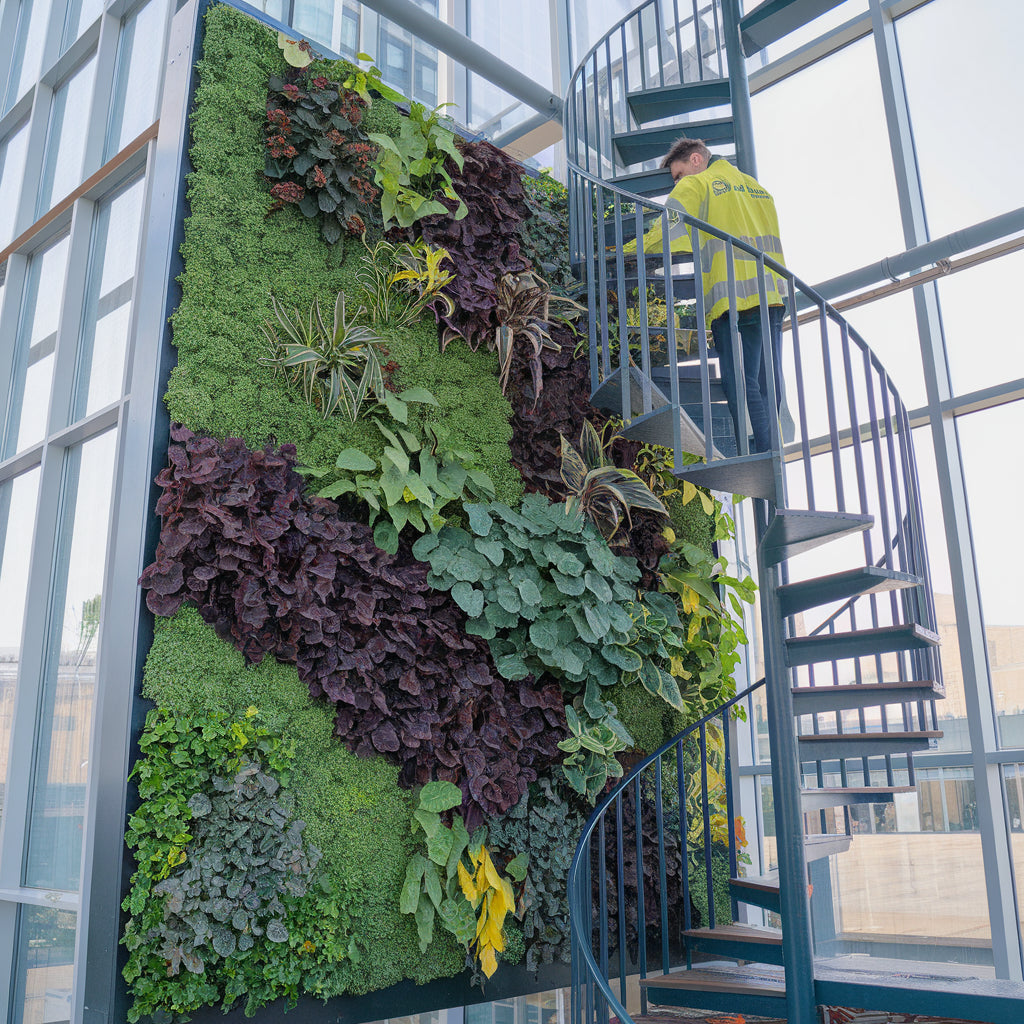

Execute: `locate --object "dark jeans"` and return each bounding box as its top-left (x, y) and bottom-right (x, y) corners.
top-left (711, 304), bottom-right (784, 454)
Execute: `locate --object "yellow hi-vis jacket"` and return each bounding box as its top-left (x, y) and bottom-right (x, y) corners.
top-left (624, 157), bottom-right (787, 325)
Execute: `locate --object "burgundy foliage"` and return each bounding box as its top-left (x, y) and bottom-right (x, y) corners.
top-left (139, 426), bottom-right (566, 825)
top-left (408, 139), bottom-right (532, 347)
top-left (505, 326), bottom-right (668, 585)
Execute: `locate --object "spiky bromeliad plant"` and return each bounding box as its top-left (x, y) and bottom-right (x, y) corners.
top-left (482, 269), bottom-right (585, 400)
top-left (560, 419), bottom-right (668, 541)
top-left (356, 238), bottom-right (456, 328)
top-left (260, 291), bottom-right (388, 422)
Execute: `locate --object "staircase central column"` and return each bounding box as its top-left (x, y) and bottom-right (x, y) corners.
top-left (755, 498), bottom-right (818, 1024)
top-left (721, 0), bottom-right (757, 177)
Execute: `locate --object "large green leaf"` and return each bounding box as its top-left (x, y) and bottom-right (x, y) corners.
top-left (451, 581), bottom-right (484, 618)
top-left (334, 448), bottom-right (377, 472)
top-left (638, 659), bottom-right (687, 712)
top-left (419, 780), bottom-right (464, 812)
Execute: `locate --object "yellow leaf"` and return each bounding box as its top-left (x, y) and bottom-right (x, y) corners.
top-left (699, 491), bottom-right (715, 515)
top-left (682, 480), bottom-right (697, 505)
top-left (480, 944), bottom-right (498, 978)
top-left (481, 848), bottom-right (503, 892)
top-left (458, 861), bottom-right (478, 902)
top-left (277, 31), bottom-right (313, 68)
top-left (484, 916), bottom-right (505, 952)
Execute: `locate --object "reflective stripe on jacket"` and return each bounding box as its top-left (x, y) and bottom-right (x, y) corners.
top-left (628, 157), bottom-right (787, 324)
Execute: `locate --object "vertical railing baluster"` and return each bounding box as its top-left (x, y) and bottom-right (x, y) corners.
top-left (690, 0), bottom-right (704, 79)
top-left (614, 193), bottom-right (630, 426)
top-left (788, 275), bottom-right (814, 509)
top-left (722, 710), bottom-right (738, 923)
top-left (663, 213), bottom-right (683, 463)
top-left (652, 761), bottom-right (667, 993)
top-left (725, 239), bottom-right (746, 458)
top-left (635, 775), bottom-right (650, 990)
top-left (615, 793), bottom-right (627, 1008)
top-left (635, 204), bottom-right (654, 416)
top-left (677, 737), bottom-right (691, 967)
top-left (597, 185), bottom-right (612, 383)
top-left (689, 222), bottom-right (710, 461)
top-left (671, 0), bottom-right (684, 85)
top-left (598, 816), bottom-right (609, 1020)
top-left (699, 722), bottom-right (714, 930)
top-left (818, 303), bottom-right (845, 511)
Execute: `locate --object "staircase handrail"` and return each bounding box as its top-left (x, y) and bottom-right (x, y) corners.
top-left (567, 677), bottom-right (766, 1024)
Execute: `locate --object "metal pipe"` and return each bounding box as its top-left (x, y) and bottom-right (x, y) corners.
top-left (355, 0), bottom-right (563, 119)
top-left (812, 206), bottom-right (1024, 302)
top-left (720, 0), bottom-right (757, 176)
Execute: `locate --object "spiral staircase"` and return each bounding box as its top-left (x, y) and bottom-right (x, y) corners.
top-left (557, 2), bottom-right (1020, 1023)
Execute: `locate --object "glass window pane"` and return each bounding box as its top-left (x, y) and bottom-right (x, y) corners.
top-left (24, 429), bottom-right (118, 891)
top-left (0, 467), bottom-right (42, 826)
top-left (897, 0), bottom-right (1024, 239)
top-left (956, 403), bottom-right (1024, 745)
top-left (751, 38), bottom-right (906, 285)
top-left (37, 55), bottom-right (97, 216)
top-left (4, 0), bottom-right (54, 113)
top-left (5, 234), bottom-right (71, 458)
top-left (61, 0), bottom-right (102, 50)
top-left (292, 0), bottom-right (333, 48)
top-left (0, 120), bottom-right (30, 248)
top-left (12, 906), bottom-right (76, 1024)
top-left (749, 0), bottom-right (867, 66)
top-left (74, 175), bottom-right (146, 418)
top-left (105, 0), bottom-right (170, 159)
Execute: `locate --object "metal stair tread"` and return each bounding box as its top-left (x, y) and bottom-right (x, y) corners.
top-left (801, 786), bottom-right (915, 811)
top-left (785, 622), bottom-right (940, 666)
top-left (798, 730), bottom-right (942, 743)
top-left (608, 167), bottom-right (675, 196)
top-left (684, 924), bottom-right (783, 945)
top-left (626, 78), bottom-right (733, 125)
top-left (778, 565), bottom-right (922, 615)
top-left (641, 964), bottom-right (786, 998)
top-left (760, 508), bottom-right (873, 565)
top-left (739, 0), bottom-right (851, 56)
top-left (613, 117), bottom-right (735, 166)
top-left (791, 679), bottom-right (944, 713)
top-left (673, 451), bottom-right (777, 501)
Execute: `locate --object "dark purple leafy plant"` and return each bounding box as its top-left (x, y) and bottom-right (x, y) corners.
top-left (139, 426), bottom-right (566, 824)
top-left (406, 139), bottom-right (531, 349)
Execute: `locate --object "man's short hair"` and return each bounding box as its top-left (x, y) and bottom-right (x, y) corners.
top-left (661, 137), bottom-right (711, 169)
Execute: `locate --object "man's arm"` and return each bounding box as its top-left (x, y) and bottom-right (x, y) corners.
top-left (622, 177), bottom-right (701, 255)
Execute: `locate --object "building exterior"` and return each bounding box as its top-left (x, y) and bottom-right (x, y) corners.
top-left (0, 0), bottom-right (1021, 1022)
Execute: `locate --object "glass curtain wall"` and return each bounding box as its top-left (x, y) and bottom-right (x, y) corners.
top-left (0, 0), bottom-right (171, 1020)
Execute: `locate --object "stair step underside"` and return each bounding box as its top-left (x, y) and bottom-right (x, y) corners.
top-left (619, 404), bottom-right (726, 461)
top-left (803, 832), bottom-right (851, 861)
top-left (778, 565), bottom-right (922, 616)
top-left (613, 117), bottom-right (735, 166)
top-left (626, 78), bottom-right (733, 125)
top-left (609, 166), bottom-right (675, 197)
top-left (729, 872), bottom-right (780, 913)
top-left (591, 365), bottom-right (670, 416)
top-left (673, 451), bottom-right (777, 501)
top-left (684, 925), bottom-right (784, 965)
top-left (797, 729), bottom-right (942, 760)
top-left (739, 0), bottom-right (852, 56)
top-left (785, 622), bottom-right (941, 666)
top-left (801, 786), bottom-right (915, 812)
top-left (791, 679), bottom-right (944, 715)
top-left (642, 964), bottom-right (787, 1016)
top-left (760, 508), bottom-right (873, 566)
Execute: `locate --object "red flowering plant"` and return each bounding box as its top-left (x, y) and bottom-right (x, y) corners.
top-left (265, 67), bottom-right (381, 244)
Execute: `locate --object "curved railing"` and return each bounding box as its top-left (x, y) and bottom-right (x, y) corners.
top-left (568, 679), bottom-right (765, 1024)
top-left (566, 0), bottom-right (727, 181)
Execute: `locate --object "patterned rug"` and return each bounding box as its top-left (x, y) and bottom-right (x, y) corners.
top-left (626, 1010), bottom-right (987, 1024)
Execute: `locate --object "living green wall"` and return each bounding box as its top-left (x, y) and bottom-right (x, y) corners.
top-left (125, 3), bottom-right (746, 1020)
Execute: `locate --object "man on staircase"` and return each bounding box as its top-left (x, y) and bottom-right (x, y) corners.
top-left (629, 137), bottom-right (788, 454)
